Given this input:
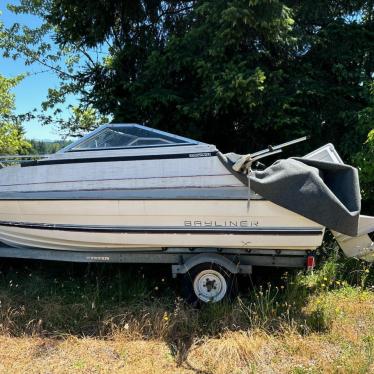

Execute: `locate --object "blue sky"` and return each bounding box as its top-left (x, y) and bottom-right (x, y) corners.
top-left (0, 1), bottom-right (78, 140)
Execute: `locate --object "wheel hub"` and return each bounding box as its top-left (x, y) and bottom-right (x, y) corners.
top-left (204, 278), bottom-right (217, 292)
top-left (193, 269), bottom-right (227, 303)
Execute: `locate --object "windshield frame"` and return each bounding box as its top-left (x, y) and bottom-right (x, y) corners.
top-left (60, 124), bottom-right (202, 153)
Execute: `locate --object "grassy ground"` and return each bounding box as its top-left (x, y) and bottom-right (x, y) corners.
top-left (0, 249), bottom-right (373, 373)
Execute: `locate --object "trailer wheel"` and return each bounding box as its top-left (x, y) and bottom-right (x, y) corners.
top-left (181, 263), bottom-right (237, 304)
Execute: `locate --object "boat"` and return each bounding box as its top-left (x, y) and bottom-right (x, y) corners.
top-left (0, 123), bottom-right (372, 259)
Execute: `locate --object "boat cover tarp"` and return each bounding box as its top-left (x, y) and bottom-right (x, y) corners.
top-left (249, 158), bottom-right (361, 237)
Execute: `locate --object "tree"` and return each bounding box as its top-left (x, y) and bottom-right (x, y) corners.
top-left (0, 0), bottom-right (295, 149)
top-left (0, 74), bottom-right (30, 154)
top-left (1, 1), bottom-right (373, 199)
top-left (29, 139), bottom-right (71, 154)
top-left (355, 130), bottom-right (374, 204)
top-left (58, 106), bottom-right (108, 138)
top-left (354, 83), bottom-right (374, 209)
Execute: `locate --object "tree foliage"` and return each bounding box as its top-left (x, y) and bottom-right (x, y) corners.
top-left (58, 106), bottom-right (108, 138)
top-left (355, 83), bottom-right (374, 207)
top-left (0, 0), bottom-right (373, 200)
top-left (355, 129), bottom-right (374, 202)
top-left (29, 139), bottom-right (71, 154)
top-left (0, 74), bottom-right (30, 154)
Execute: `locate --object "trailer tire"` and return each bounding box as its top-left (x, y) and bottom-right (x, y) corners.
top-left (181, 263), bottom-right (237, 304)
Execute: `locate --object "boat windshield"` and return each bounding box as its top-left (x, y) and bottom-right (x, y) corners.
top-left (69, 125), bottom-right (196, 151)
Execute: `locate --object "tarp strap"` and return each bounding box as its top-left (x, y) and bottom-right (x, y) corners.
top-left (247, 170), bottom-right (252, 212)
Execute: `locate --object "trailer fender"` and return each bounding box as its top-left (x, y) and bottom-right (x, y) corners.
top-left (171, 253), bottom-right (244, 278)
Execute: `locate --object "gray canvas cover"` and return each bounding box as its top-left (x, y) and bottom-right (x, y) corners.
top-left (249, 158), bottom-right (361, 237)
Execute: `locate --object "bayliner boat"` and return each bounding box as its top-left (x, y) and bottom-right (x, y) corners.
top-left (0, 124), bottom-right (372, 261)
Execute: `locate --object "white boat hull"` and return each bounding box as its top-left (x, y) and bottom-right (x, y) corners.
top-left (0, 199), bottom-right (324, 251)
top-left (0, 128), bottom-right (327, 254)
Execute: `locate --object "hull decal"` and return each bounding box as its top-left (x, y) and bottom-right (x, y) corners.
top-left (21, 151), bottom-right (218, 167)
top-left (0, 221), bottom-right (323, 236)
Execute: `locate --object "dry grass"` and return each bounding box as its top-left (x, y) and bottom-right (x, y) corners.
top-left (0, 336), bottom-right (183, 373)
top-left (0, 258), bottom-right (373, 373)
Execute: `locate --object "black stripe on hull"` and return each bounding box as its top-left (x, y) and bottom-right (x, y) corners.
top-left (21, 151), bottom-right (218, 167)
top-left (0, 188), bottom-right (263, 201)
top-left (0, 221), bottom-right (323, 236)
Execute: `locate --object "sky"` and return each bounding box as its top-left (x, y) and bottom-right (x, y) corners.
top-left (0, 0), bottom-right (78, 140)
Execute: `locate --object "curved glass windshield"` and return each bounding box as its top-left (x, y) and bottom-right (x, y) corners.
top-left (70, 125), bottom-right (193, 151)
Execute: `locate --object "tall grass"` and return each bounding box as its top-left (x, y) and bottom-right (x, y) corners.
top-left (0, 246), bottom-right (372, 340)
top-left (0, 249), bottom-right (373, 373)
